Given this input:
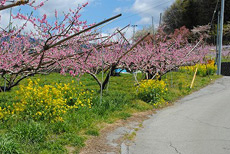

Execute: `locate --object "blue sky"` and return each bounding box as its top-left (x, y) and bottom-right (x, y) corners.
top-left (1, 0), bottom-right (175, 38)
top-left (81, 0), bottom-right (175, 37)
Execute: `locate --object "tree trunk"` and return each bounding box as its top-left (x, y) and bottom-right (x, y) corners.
top-left (101, 64), bottom-right (117, 90)
top-left (0, 86), bottom-right (11, 92)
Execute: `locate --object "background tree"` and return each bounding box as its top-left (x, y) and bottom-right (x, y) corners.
top-left (123, 26), bottom-right (209, 81)
top-left (163, 0), bottom-right (230, 36)
top-left (133, 26), bottom-right (155, 41)
top-left (223, 22), bottom-right (230, 44)
top-left (162, 0), bottom-right (185, 33)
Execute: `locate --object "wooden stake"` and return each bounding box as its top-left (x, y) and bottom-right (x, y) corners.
top-left (190, 67), bottom-right (198, 89)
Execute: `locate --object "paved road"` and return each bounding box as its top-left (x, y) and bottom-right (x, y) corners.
top-left (128, 77), bottom-right (230, 154)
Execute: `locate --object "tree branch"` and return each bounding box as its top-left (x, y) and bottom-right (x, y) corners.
top-left (0, 0), bottom-right (29, 11)
top-left (48, 14), bottom-right (122, 49)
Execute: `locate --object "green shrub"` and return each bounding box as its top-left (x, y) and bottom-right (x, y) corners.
top-left (137, 79), bottom-right (168, 105)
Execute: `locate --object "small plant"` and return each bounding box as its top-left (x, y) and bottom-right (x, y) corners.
top-left (50, 121), bottom-right (71, 134)
top-left (118, 112), bottom-right (131, 120)
top-left (153, 99), bottom-right (169, 108)
top-left (39, 141), bottom-right (67, 154)
top-left (178, 82), bottom-right (183, 91)
top-left (124, 132), bottom-right (136, 141)
top-left (11, 121), bottom-right (47, 144)
top-left (0, 134), bottom-right (22, 154)
top-left (85, 129), bottom-right (99, 136)
top-left (137, 79), bottom-right (168, 106)
top-left (60, 133), bottom-right (85, 147)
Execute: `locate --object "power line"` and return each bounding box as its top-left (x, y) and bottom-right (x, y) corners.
top-left (199, 0), bottom-right (222, 45)
top-left (210, 0), bottom-right (220, 27)
top-left (112, 0), bottom-right (171, 24)
top-left (131, 24), bottom-right (138, 39)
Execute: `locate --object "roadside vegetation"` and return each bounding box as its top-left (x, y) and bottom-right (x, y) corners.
top-left (0, 62), bottom-right (220, 154)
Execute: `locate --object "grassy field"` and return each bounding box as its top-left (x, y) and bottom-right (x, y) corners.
top-left (0, 71), bottom-right (221, 154)
top-left (222, 58), bottom-right (230, 62)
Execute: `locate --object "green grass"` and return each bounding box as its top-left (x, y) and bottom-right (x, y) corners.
top-left (222, 58), bottom-right (230, 62)
top-left (162, 71), bottom-right (221, 102)
top-left (85, 129), bottom-right (99, 136)
top-left (11, 120), bottom-right (47, 144)
top-left (0, 134), bottom-right (23, 154)
top-left (0, 72), bottom-right (221, 153)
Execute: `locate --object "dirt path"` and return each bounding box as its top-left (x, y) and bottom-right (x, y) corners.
top-left (79, 110), bottom-right (155, 154)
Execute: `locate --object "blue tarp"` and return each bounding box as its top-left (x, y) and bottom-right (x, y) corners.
top-left (115, 69), bottom-right (127, 73)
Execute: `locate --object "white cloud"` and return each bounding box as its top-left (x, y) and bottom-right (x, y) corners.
top-left (0, 9), bottom-right (11, 29)
top-left (123, 27), bottom-right (133, 40)
top-left (108, 26), bottom-right (134, 41)
top-left (137, 16), bottom-right (151, 25)
top-left (0, 9), bottom-right (35, 33)
top-left (35, 0), bottom-right (94, 17)
top-left (0, 0), bottom-right (95, 34)
top-left (131, 0), bottom-right (175, 26)
top-left (113, 7), bottom-right (122, 14)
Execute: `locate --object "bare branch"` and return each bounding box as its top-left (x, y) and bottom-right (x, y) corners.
top-left (48, 14), bottom-right (122, 49)
top-left (117, 28), bottom-right (130, 45)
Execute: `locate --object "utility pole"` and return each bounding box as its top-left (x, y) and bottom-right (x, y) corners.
top-left (8, 0), bottom-right (14, 32)
top-left (159, 13), bottom-right (162, 26)
top-left (9, 8), bottom-right (12, 31)
top-left (152, 16), bottom-right (155, 44)
top-left (216, 11), bottom-right (220, 65)
top-left (131, 25), bottom-right (138, 40)
top-left (152, 16), bottom-right (155, 35)
top-left (217, 0), bottom-right (225, 75)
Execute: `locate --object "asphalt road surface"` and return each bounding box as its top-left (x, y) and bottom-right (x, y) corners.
top-left (128, 77), bottom-right (230, 154)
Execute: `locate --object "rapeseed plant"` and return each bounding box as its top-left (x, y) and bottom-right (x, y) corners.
top-left (179, 60), bottom-right (217, 77)
top-left (137, 79), bottom-right (168, 107)
top-left (0, 79), bottom-right (93, 122)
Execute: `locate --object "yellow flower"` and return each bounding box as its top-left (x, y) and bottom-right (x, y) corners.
top-left (36, 111), bottom-right (42, 116)
top-left (0, 112), bottom-right (4, 119)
